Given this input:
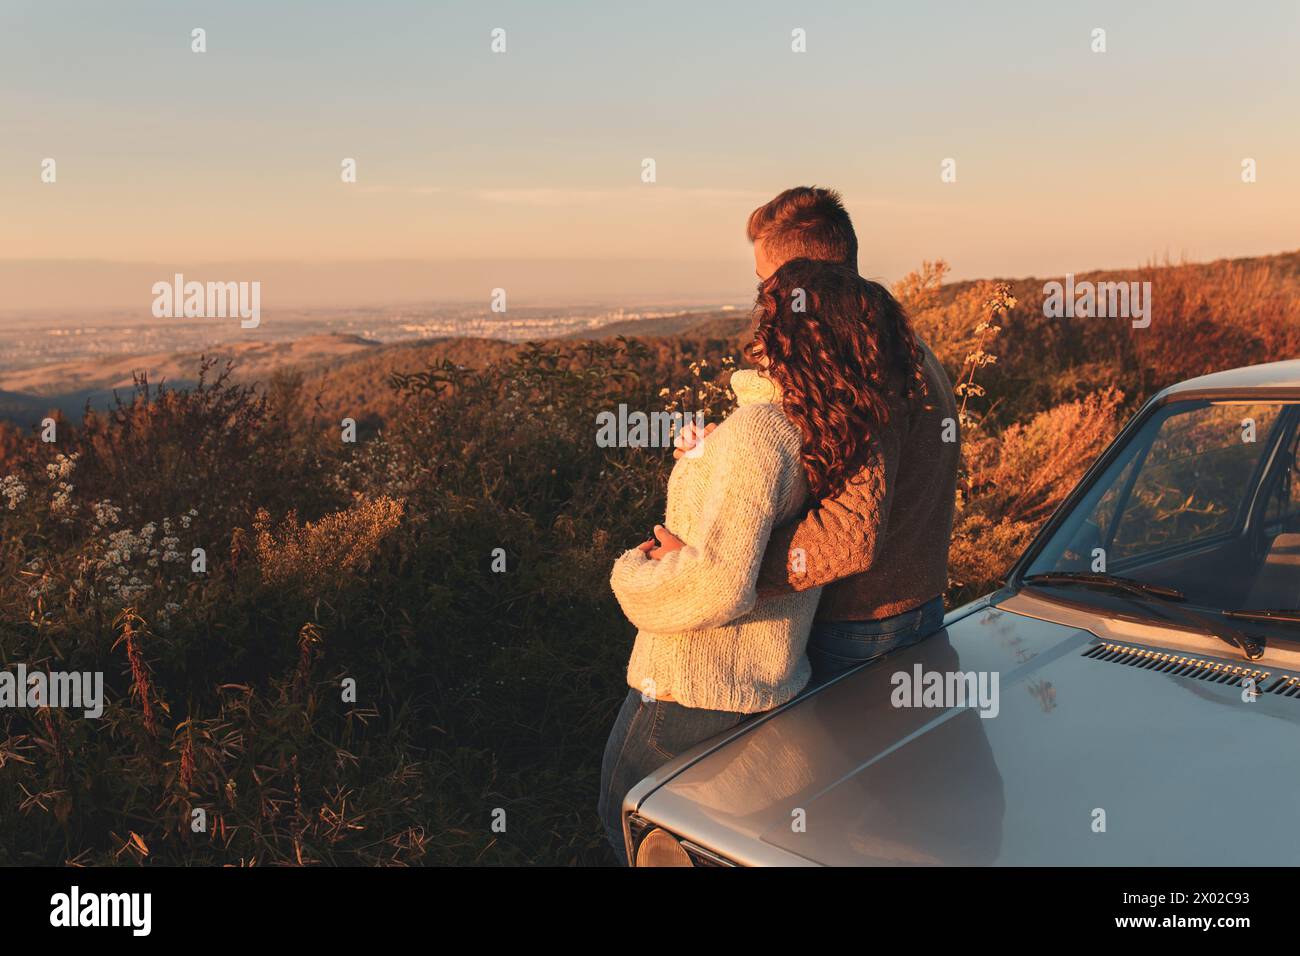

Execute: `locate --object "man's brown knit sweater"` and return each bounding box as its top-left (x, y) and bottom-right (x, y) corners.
top-left (756, 339), bottom-right (958, 622)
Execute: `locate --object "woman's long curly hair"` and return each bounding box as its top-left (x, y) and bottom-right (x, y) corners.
top-left (747, 258), bottom-right (926, 501)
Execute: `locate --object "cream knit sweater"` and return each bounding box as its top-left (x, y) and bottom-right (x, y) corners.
top-left (610, 370), bottom-right (822, 714)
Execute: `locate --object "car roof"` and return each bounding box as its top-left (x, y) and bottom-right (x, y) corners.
top-left (1160, 359), bottom-right (1300, 397)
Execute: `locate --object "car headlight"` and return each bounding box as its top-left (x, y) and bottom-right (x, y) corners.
top-left (635, 827), bottom-right (694, 867)
top-left (627, 815), bottom-right (737, 866)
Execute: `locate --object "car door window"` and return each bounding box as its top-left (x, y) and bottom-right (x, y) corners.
top-left (1109, 403), bottom-right (1280, 559)
top-left (1263, 428), bottom-right (1300, 528)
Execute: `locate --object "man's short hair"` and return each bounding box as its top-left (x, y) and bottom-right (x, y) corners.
top-left (746, 186), bottom-right (858, 268)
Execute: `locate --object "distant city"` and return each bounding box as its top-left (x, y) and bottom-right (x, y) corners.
top-left (0, 301), bottom-right (746, 374)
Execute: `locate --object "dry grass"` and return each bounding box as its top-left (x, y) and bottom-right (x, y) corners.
top-left (253, 496), bottom-right (404, 590)
top-left (0, 252), bottom-right (1294, 865)
top-left (949, 388), bottom-right (1125, 599)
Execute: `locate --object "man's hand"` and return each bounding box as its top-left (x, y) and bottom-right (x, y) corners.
top-left (641, 524), bottom-right (684, 560)
top-left (672, 421), bottom-right (718, 460)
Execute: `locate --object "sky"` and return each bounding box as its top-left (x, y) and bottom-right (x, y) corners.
top-left (1, 0), bottom-right (1297, 307)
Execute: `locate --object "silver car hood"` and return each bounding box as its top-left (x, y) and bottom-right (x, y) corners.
top-left (630, 598), bottom-right (1300, 866)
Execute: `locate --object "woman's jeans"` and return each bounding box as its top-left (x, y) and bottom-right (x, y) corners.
top-left (807, 595), bottom-right (945, 683)
top-left (598, 689), bottom-right (747, 864)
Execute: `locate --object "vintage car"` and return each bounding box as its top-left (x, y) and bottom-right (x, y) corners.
top-left (622, 360), bottom-right (1300, 866)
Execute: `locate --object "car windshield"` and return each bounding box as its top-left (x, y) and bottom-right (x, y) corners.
top-left (1023, 399), bottom-right (1300, 622)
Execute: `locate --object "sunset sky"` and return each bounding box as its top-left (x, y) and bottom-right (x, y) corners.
top-left (2, 0), bottom-right (1297, 307)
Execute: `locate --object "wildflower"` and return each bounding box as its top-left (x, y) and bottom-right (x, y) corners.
top-left (91, 500), bottom-right (122, 528)
top-left (1, 475), bottom-right (27, 510)
top-left (51, 481), bottom-right (75, 516)
top-left (45, 452), bottom-right (80, 481)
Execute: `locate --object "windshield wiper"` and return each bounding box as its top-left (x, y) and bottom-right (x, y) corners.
top-left (1023, 572), bottom-right (1265, 661)
top-left (1022, 571), bottom-right (1187, 602)
top-left (1224, 608), bottom-right (1300, 625)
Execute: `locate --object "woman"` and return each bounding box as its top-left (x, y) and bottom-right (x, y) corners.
top-left (597, 258), bottom-right (927, 863)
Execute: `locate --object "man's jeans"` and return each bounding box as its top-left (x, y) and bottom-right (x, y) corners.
top-left (807, 595), bottom-right (945, 683)
top-left (597, 688), bottom-right (748, 864)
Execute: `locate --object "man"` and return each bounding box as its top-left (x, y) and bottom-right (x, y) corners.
top-left (655, 186), bottom-right (959, 678)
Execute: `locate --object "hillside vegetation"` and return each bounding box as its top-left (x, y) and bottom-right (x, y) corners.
top-left (0, 251), bottom-right (1296, 865)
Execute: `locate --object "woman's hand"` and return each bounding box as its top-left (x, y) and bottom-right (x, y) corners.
top-left (644, 524), bottom-right (684, 560)
top-left (672, 421), bottom-right (717, 460)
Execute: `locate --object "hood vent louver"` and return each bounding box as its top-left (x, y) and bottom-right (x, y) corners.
top-left (1082, 641), bottom-right (1300, 698)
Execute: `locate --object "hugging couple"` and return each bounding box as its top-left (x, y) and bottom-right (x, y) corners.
top-left (598, 186), bottom-right (960, 862)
